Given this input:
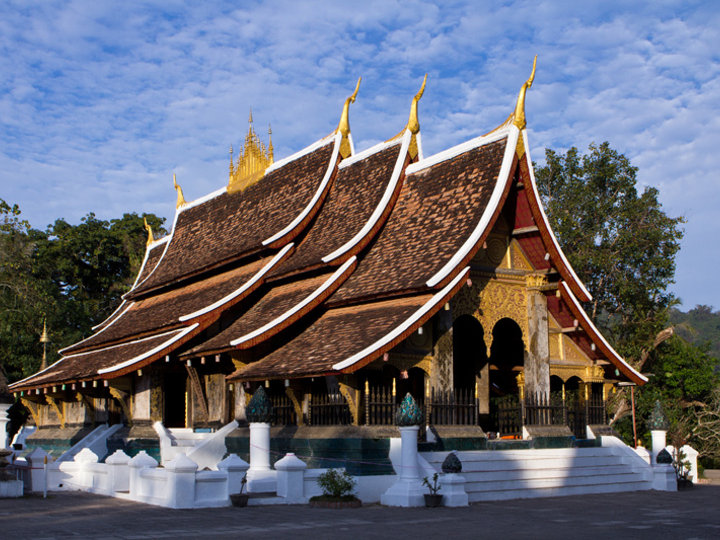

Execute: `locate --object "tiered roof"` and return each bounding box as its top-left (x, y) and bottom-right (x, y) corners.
top-left (10, 65), bottom-right (646, 394)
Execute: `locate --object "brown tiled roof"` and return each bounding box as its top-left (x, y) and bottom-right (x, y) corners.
top-left (271, 143), bottom-right (403, 278)
top-left (62, 257), bottom-right (273, 355)
top-left (181, 272), bottom-right (339, 357)
top-left (329, 137), bottom-right (508, 304)
top-left (89, 241), bottom-right (166, 334)
top-left (229, 295), bottom-right (432, 381)
top-left (12, 329), bottom-right (187, 389)
top-left (127, 140), bottom-right (336, 298)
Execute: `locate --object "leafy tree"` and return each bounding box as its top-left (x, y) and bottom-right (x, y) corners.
top-left (0, 201), bottom-right (166, 382)
top-left (670, 305), bottom-right (720, 359)
top-left (536, 142), bottom-right (684, 359)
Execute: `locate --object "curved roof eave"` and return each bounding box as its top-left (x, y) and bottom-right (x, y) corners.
top-left (559, 281), bottom-right (647, 385)
top-left (519, 129), bottom-right (593, 303)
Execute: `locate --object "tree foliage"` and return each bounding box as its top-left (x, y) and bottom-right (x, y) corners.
top-left (535, 142), bottom-right (684, 357)
top-left (0, 199), bottom-right (166, 382)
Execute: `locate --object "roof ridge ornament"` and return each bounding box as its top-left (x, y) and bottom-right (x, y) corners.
top-left (143, 217), bottom-right (154, 246)
top-left (512, 55), bottom-right (537, 131)
top-left (336, 77), bottom-right (361, 160)
top-left (173, 174), bottom-right (187, 208)
top-left (387, 74), bottom-right (427, 159)
top-left (228, 110), bottom-right (274, 194)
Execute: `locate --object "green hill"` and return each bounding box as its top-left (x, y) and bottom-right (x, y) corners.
top-left (669, 305), bottom-right (720, 359)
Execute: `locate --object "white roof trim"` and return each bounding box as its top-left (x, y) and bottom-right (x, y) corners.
top-left (406, 126), bottom-right (511, 175)
top-left (332, 267), bottom-right (469, 371)
top-left (322, 131), bottom-right (411, 263)
top-left (178, 243), bottom-right (294, 322)
top-left (178, 185), bottom-right (227, 214)
top-left (425, 127), bottom-right (519, 288)
top-left (127, 209), bottom-right (182, 294)
top-left (262, 133), bottom-right (342, 246)
top-left (90, 300), bottom-right (127, 332)
top-left (521, 130), bottom-right (592, 302)
top-left (338, 134), bottom-right (403, 169)
top-left (264, 133), bottom-right (336, 175)
top-left (230, 256), bottom-right (357, 347)
top-left (560, 281), bottom-right (646, 383)
top-left (59, 303), bottom-right (134, 354)
top-left (11, 327), bottom-right (190, 387)
top-left (97, 325), bottom-right (198, 375)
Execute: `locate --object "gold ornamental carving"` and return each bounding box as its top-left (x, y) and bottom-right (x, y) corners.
top-left (21, 398), bottom-right (41, 427)
top-left (109, 387), bottom-right (133, 427)
top-left (525, 273), bottom-right (548, 289)
top-left (510, 241), bottom-right (533, 270)
top-left (45, 395), bottom-right (66, 428)
top-left (228, 111), bottom-right (274, 194)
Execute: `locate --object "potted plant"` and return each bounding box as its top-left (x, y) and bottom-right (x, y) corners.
top-left (310, 469), bottom-right (362, 508)
top-left (422, 473), bottom-right (443, 507)
top-left (230, 473), bottom-right (249, 507)
top-left (673, 449), bottom-right (694, 490)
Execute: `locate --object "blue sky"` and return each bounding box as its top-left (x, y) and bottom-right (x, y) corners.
top-left (1, 1), bottom-right (718, 310)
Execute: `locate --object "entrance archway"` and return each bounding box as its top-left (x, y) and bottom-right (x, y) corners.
top-left (452, 315), bottom-right (487, 390)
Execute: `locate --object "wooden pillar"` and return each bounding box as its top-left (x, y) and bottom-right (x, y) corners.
top-left (524, 275), bottom-right (550, 399)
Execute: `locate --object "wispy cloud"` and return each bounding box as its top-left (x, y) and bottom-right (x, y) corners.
top-left (0, 0), bottom-right (718, 308)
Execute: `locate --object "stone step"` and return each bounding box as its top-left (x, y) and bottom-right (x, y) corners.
top-left (461, 465), bottom-right (644, 483)
top-left (468, 479), bottom-right (650, 502)
top-left (465, 469), bottom-right (647, 491)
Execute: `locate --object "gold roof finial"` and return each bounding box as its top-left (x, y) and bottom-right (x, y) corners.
top-left (268, 124), bottom-right (274, 161)
top-left (40, 317), bottom-right (49, 370)
top-left (143, 217), bottom-right (154, 246)
top-left (229, 144), bottom-right (234, 176)
top-left (336, 77), bottom-right (361, 159)
top-left (228, 111), bottom-right (274, 193)
top-left (173, 173), bottom-right (187, 208)
top-left (407, 73), bottom-right (427, 135)
top-left (512, 55), bottom-right (537, 131)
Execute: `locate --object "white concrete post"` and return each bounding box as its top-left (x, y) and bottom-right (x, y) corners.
top-left (0, 402), bottom-right (11, 449)
top-left (275, 453), bottom-right (307, 502)
top-left (165, 454), bottom-right (198, 509)
top-left (26, 447), bottom-right (52, 492)
top-left (218, 454), bottom-right (249, 496)
top-left (440, 474), bottom-right (468, 507)
top-left (247, 422), bottom-right (274, 492)
top-left (74, 448), bottom-right (99, 489)
top-left (650, 430), bottom-right (667, 464)
top-left (128, 451), bottom-right (158, 498)
top-left (105, 449), bottom-right (131, 492)
top-left (381, 425), bottom-right (425, 507)
top-left (680, 444), bottom-right (699, 483)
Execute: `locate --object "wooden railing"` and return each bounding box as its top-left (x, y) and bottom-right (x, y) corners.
top-left (269, 393), bottom-right (297, 427)
top-left (308, 393), bottom-right (352, 426)
top-left (427, 388), bottom-right (478, 426)
top-left (365, 385), bottom-right (396, 425)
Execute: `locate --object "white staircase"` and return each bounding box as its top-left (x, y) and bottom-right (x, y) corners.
top-left (154, 421), bottom-right (238, 470)
top-left (421, 445), bottom-right (653, 502)
top-left (56, 423), bottom-right (123, 463)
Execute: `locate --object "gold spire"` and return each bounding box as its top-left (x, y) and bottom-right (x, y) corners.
top-left (512, 55), bottom-right (537, 131)
top-left (228, 110), bottom-right (275, 194)
top-left (173, 173), bottom-right (187, 208)
top-left (336, 77), bottom-right (361, 159)
top-left (387, 74), bottom-right (427, 160)
top-left (40, 318), bottom-right (49, 370)
top-left (143, 217), bottom-right (154, 246)
top-left (268, 124), bottom-right (274, 161)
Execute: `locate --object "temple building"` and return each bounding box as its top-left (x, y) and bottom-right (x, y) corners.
top-left (9, 63), bottom-right (646, 465)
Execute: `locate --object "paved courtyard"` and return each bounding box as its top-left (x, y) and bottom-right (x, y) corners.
top-left (2, 486), bottom-right (720, 539)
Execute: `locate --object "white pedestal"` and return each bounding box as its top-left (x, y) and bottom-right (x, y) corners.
top-left (381, 426), bottom-right (425, 507)
top-left (247, 422), bottom-right (275, 493)
top-left (652, 464), bottom-right (677, 491)
top-left (440, 473), bottom-right (468, 507)
top-left (651, 430), bottom-right (667, 464)
top-left (0, 403), bottom-right (11, 449)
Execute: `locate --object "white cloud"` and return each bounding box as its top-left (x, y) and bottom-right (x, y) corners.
top-left (0, 0), bottom-right (718, 308)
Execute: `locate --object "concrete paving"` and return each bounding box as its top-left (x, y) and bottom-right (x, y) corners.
top-left (2, 486), bottom-right (720, 539)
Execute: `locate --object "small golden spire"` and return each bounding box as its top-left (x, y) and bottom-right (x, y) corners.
top-left (248, 108), bottom-right (253, 125)
top-left (39, 317), bottom-right (50, 370)
top-left (336, 77), bottom-right (361, 159)
top-left (173, 173), bottom-right (187, 208)
top-left (407, 73), bottom-right (427, 135)
top-left (387, 74), bottom-right (428, 159)
top-left (229, 145), bottom-right (234, 177)
top-left (512, 55), bottom-right (537, 131)
top-left (268, 124), bottom-right (274, 161)
top-left (143, 217), bottom-right (154, 246)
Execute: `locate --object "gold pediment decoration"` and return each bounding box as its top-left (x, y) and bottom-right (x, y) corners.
top-left (228, 111), bottom-right (274, 194)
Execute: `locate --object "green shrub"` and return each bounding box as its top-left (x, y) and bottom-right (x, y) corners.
top-left (317, 469), bottom-right (356, 498)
